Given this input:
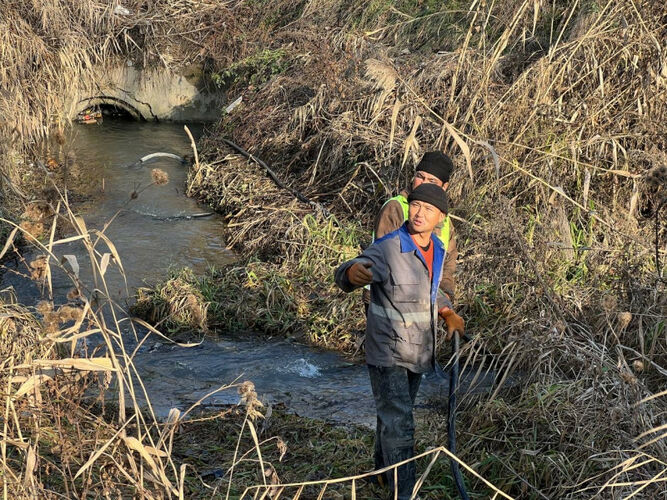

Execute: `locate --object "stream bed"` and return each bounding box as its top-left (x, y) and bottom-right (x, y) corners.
top-left (3, 120), bottom-right (495, 428)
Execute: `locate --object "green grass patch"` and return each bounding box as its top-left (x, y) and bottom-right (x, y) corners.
top-left (212, 48), bottom-right (291, 89)
top-left (133, 215), bottom-right (366, 351)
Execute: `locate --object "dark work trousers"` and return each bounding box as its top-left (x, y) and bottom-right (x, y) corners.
top-left (368, 364), bottom-right (422, 500)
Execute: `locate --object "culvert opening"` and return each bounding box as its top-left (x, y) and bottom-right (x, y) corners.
top-left (98, 103), bottom-right (136, 120)
top-left (77, 96), bottom-right (146, 123)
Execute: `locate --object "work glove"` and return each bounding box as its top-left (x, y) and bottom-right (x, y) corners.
top-left (346, 261), bottom-right (373, 287)
top-left (438, 307), bottom-right (464, 341)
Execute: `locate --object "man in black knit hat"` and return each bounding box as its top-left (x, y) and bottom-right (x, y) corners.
top-left (368, 150), bottom-right (461, 315)
top-left (374, 152), bottom-right (456, 304)
top-left (337, 183), bottom-right (464, 499)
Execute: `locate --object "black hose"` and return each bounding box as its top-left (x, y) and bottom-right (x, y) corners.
top-left (448, 331), bottom-right (470, 500)
top-left (432, 331), bottom-right (470, 499)
top-left (221, 138), bottom-right (330, 216)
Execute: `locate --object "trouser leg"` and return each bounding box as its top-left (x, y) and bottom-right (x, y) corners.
top-left (368, 365), bottom-right (422, 500)
top-left (407, 369), bottom-right (422, 405)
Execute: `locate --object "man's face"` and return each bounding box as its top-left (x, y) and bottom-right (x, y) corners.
top-left (411, 171), bottom-right (449, 191)
top-left (408, 200), bottom-right (445, 235)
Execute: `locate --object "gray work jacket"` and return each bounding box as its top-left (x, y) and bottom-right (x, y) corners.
top-left (335, 223), bottom-right (447, 373)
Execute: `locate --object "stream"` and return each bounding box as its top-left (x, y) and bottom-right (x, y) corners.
top-left (3, 120), bottom-right (496, 428)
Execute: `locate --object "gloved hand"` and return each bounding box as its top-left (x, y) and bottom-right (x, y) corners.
top-left (346, 261), bottom-right (373, 286)
top-left (438, 306), bottom-right (464, 341)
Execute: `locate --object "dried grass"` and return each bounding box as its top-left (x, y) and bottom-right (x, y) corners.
top-left (133, 268), bottom-right (209, 334)
top-left (0, 293), bottom-right (46, 368)
top-left (183, 0), bottom-right (666, 497)
top-left (0, 0), bottom-right (665, 497)
top-left (0, 188), bottom-right (258, 498)
top-left (135, 214), bottom-right (365, 350)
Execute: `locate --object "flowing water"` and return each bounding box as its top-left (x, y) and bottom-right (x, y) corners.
top-left (3, 120), bottom-right (496, 428)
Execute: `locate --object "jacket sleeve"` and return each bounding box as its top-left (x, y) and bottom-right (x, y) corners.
top-left (335, 242), bottom-right (389, 293)
top-left (373, 199), bottom-right (405, 240)
top-left (438, 221), bottom-right (457, 304)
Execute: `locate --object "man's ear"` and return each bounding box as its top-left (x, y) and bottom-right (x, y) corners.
top-left (439, 212), bottom-right (446, 224)
top-left (442, 182), bottom-right (449, 191)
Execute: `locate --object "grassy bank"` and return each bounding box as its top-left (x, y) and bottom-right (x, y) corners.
top-left (134, 212), bottom-right (367, 352)
top-left (169, 399), bottom-right (514, 499)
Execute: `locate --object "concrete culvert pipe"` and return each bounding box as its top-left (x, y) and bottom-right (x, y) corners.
top-left (76, 96), bottom-right (146, 121)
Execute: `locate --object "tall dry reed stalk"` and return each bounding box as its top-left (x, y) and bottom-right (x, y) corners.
top-left (0, 182), bottom-right (244, 497)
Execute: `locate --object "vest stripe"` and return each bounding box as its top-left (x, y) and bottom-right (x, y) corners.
top-left (368, 301), bottom-right (432, 326)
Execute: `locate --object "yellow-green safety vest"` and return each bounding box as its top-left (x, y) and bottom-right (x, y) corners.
top-left (374, 194), bottom-right (451, 247)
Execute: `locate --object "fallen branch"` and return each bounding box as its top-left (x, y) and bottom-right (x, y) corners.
top-left (221, 138), bottom-right (330, 217)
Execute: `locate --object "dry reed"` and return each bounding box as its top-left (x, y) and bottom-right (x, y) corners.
top-left (1, 0), bottom-right (665, 497)
top-left (183, 0), bottom-right (666, 497)
top-left (0, 187), bottom-right (269, 497)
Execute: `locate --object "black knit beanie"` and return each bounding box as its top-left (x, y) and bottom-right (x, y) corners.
top-left (416, 151), bottom-right (454, 183)
top-left (408, 183), bottom-right (448, 214)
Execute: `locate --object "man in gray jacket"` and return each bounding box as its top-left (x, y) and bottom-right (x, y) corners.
top-left (335, 183), bottom-right (464, 499)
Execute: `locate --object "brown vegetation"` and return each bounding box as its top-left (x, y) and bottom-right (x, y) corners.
top-left (1, 0), bottom-right (665, 498)
top-left (182, 0), bottom-right (667, 497)
top-left (0, 196), bottom-right (189, 498)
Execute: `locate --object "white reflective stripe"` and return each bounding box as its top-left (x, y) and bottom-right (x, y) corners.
top-left (368, 302), bottom-right (431, 324)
